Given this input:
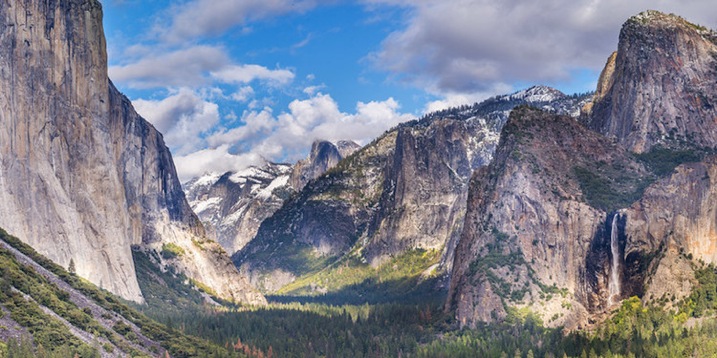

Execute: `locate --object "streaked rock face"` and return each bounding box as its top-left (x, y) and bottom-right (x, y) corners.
top-left (290, 140), bottom-right (362, 190)
top-left (448, 107), bottom-right (649, 329)
top-left (584, 11), bottom-right (717, 153)
top-left (0, 0), bottom-right (142, 301)
top-left (0, 0), bottom-right (264, 305)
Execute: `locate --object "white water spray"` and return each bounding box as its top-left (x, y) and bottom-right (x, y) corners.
top-left (608, 213), bottom-right (621, 306)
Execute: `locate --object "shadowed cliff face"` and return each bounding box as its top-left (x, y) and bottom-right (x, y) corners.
top-left (451, 11), bottom-right (717, 329)
top-left (622, 157), bottom-right (717, 305)
top-left (584, 11), bottom-right (717, 153)
top-left (233, 88), bottom-right (590, 293)
top-left (0, 0), bottom-right (264, 305)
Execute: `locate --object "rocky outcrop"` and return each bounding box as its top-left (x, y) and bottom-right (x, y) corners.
top-left (582, 51), bottom-right (617, 115)
top-left (0, 0), bottom-right (263, 305)
top-left (290, 140), bottom-right (361, 190)
top-left (234, 88), bottom-right (590, 293)
top-left (584, 11), bottom-right (717, 153)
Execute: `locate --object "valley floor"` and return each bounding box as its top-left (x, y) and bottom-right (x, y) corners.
top-left (136, 294), bottom-right (717, 358)
top-left (3, 225), bottom-right (717, 357)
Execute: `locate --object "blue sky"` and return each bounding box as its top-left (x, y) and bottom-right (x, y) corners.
top-left (100, 0), bottom-right (717, 180)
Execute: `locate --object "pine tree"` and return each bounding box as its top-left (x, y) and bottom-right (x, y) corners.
top-left (68, 258), bottom-right (76, 275)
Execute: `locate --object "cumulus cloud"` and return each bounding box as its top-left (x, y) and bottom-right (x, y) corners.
top-left (210, 93), bottom-right (413, 158)
top-left (129, 90), bottom-right (412, 181)
top-left (109, 46), bottom-right (230, 89)
top-left (174, 145), bottom-right (266, 181)
top-left (167, 93), bottom-right (413, 181)
top-left (230, 86), bottom-right (256, 102)
top-left (110, 46), bottom-right (296, 91)
top-left (161, 0), bottom-right (334, 43)
top-left (369, 0), bottom-right (717, 95)
top-left (211, 65), bottom-right (295, 86)
top-left (133, 89), bottom-right (220, 156)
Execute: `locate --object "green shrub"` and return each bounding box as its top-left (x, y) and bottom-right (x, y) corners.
top-left (636, 147), bottom-right (702, 176)
top-left (160, 243), bottom-right (185, 259)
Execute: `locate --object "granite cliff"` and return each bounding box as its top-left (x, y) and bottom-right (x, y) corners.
top-left (450, 11), bottom-right (717, 328)
top-left (448, 107), bottom-right (652, 328)
top-left (290, 140), bottom-right (362, 190)
top-left (584, 11), bottom-right (717, 153)
top-left (0, 0), bottom-right (263, 305)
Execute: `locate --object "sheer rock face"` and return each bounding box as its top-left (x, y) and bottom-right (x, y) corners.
top-left (622, 158), bottom-right (717, 304)
top-left (0, 0), bottom-right (264, 305)
top-left (584, 11), bottom-right (717, 153)
top-left (450, 110), bottom-right (717, 330)
top-left (234, 88), bottom-right (589, 293)
top-left (448, 107), bottom-right (649, 329)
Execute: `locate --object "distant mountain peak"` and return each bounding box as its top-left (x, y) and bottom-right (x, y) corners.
top-left (507, 86), bottom-right (566, 103)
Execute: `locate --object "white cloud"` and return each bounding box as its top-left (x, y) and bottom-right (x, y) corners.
top-left (207, 107), bottom-right (278, 148)
top-left (110, 47), bottom-right (294, 92)
top-left (161, 0), bottom-right (334, 43)
top-left (231, 86), bottom-right (256, 102)
top-left (303, 85), bottom-right (326, 96)
top-left (132, 90), bottom-right (413, 181)
top-left (226, 111), bottom-right (239, 121)
top-left (369, 0), bottom-right (717, 95)
top-left (211, 65), bottom-right (295, 86)
top-left (167, 92), bottom-right (413, 181)
top-left (174, 145), bottom-right (265, 182)
top-left (132, 88), bottom-right (220, 156)
top-left (109, 46), bottom-right (230, 89)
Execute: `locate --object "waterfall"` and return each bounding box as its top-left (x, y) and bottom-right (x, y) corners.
top-left (608, 213), bottom-right (621, 306)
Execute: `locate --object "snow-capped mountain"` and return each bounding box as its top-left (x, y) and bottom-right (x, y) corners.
top-left (185, 140), bottom-right (361, 256)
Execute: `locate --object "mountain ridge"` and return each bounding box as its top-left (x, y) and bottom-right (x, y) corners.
top-left (233, 86), bottom-right (591, 294)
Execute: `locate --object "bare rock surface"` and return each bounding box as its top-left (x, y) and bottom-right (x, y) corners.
top-left (0, 0), bottom-right (264, 305)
